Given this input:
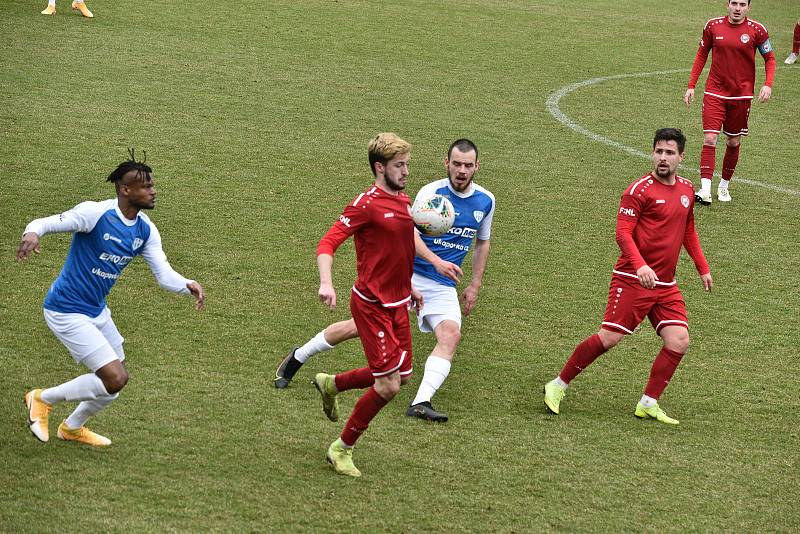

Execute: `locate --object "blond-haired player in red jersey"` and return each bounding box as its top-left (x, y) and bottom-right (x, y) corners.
top-left (684, 0), bottom-right (776, 205)
top-left (310, 132), bottom-right (423, 477)
top-left (543, 128), bottom-right (713, 425)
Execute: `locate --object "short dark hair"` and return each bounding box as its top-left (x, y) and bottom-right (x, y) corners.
top-left (653, 128), bottom-right (686, 153)
top-left (447, 138), bottom-right (478, 160)
top-left (107, 148), bottom-right (152, 185)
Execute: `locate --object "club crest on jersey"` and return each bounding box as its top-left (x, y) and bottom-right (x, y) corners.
top-left (132, 238), bottom-right (144, 250)
top-left (473, 210), bottom-right (485, 223)
top-left (740, 34), bottom-right (749, 44)
top-left (681, 195), bottom-right (690, 208)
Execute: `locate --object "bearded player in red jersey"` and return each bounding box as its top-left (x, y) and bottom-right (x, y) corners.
top-left (544, 128), bottom-right (713, 425)
top-left (311, 132), bottom-right (423, 477)
top-left (684, 0), bottom-right (776, 205)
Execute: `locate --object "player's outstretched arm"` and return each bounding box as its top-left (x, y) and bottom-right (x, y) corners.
top-left (17, 204), bottom-right (98, 261)
top-left (16, 232), bottom-right (41, 261)
top-left (187, 281), bottom-right (205, 310)
top-left (317, 253), bottom-right (336, 309)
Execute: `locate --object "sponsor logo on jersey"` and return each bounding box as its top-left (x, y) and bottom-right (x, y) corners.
top-left (100, 252), bottom-right (134, 266)
top-left (384, 212), bottom-right (395, 218)
top-left (447, 227), bottom-right (477, 239)
top-left (473, 210), bottom-right (485, 223)
top-left (91, 267), bottom-right (119, 280)
top-left (338, 215), bottom-right (351, 227)
top-left (681, 195), bottom-right (690, 208)
top-left (656, 199), bottom-right (666, 204)
top-left (619, 207), bottom-right (636, 217)
top-left (132, 238), bottom-right (144, 250)
top-left (740, 34), bottom-right (749, 44)
top-left (715, 36), bottom-right (724, 40)
top-left (433, 238), bottom-right (470, 252)
top-left (103, 233), bottom-right (122, 244)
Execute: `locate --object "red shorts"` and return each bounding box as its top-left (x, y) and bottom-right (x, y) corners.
top-left (350, 291), bottom-right (413, 378)
top-left (702, 94), bottom-right (751, 137)
top-left (601, 275), bottom-right (688, 335)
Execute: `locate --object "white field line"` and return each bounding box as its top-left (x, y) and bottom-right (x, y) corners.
top-left (545, 69), bottom-right (800, 197)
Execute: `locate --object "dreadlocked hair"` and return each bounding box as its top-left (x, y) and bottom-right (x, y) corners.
top-left (107, 148), bottom-right (152, 183)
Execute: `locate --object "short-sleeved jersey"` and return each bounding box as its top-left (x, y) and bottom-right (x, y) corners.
top-left (317, 185), bottom-right (415, 307)
top-left (698, 16), bottom-right (771, 99)
top-left (412, 178), bottom-right (495, 288)
top-left (613, 174), bottom-right (698, 284)
top-left (44, 199), bottom-right (154, 317)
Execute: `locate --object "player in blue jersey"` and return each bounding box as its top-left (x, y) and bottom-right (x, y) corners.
top-left (274, 139), bottom-right (495, 422)
top-left (17, 150), bottom-right (205, 446)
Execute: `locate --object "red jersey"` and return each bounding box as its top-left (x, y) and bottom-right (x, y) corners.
top-left (688, 16), bottom-right (775, 99)
top-left (613, 174), bottom-right (710, 285)
top-left (317, 185), bottom-right (415, 307)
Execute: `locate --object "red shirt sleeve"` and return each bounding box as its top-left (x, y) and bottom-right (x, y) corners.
top-left (615, 193), bottom-right (648, 271)
top-left (763, 51), bottom-right (776, 87)
top-left (682, 208), bottom-right (710, 275)
top-left (687, 26), bottom-right (712, 88)
top-left (317, 201), bottom-right (370, 256)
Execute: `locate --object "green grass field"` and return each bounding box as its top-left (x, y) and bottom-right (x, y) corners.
top-left (1, 0), bottom-right (799, 531)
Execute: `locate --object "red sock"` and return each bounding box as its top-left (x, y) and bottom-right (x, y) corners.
top-left (559, 334), bottom-right (608, 384)
top-left (793, 22), bottom-right (800, 54)
top-left (340, 386), bottom-right (388, 446)
top-left (644, 347), bottom-right (684, 399)
top-left (334, 367), bottom-right (374, 392)
top-left (721, 144), bottom-right (740, 181)
top-left (700, 145), bottom-right (716, 181)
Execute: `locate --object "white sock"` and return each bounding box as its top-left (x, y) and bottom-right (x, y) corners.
top-left (64, 393), bottom-right (118, 429)
top-left (639, 394), bottom-right (657, 408)
top-left (48, 0), bottom-right (56, 6)
top-left (40, 373), bottom-right (109, 404)
top-left (553, 376), bottom-right (568, 389)
top-left (295, 330), bottom-right (335, 363)
top-left (718, 179), bottom-right (730, 191)
top-left (411, 355), bottom-right (451, 406)
top-left (700, 178), bottom-right (712, 193)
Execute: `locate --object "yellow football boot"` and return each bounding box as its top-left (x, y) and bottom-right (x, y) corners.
top-left (25, 389), bottom-right (52, 442)
top-left (57, 422), bottom-right (111, 446)
top-left (41, 4), bottom-right (56, 15)
top-left (326, 439), bottom-right (361, 477)
top-left (634, 402), bottom-right (679, 425)
top-left (71, 1), bottom-right (93, 17)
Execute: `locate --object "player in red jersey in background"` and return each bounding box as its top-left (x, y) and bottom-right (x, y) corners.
top-left (785, 20), bottom-right (800, 65)
top-left (543, 128), bottom-right (713, 425)
top-left (310, 132), bottom-right (422, 477)
top-left (684, 0), bottom-right (776, 205)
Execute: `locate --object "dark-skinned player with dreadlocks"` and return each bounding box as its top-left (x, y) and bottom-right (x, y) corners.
top-left (17, 150), bottom-right (205, 447)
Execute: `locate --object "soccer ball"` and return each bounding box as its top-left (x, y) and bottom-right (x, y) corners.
top-left (412, 194), bottom-right (455, 237)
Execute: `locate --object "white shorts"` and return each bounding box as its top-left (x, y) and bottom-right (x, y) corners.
top-left (412, 273), bottom-right (461, 334)
top-left (43, 307), bottom-right (125, 372)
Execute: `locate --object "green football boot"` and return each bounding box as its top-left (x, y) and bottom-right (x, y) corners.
top-left (634, 402), bottom-right (679, 425)
top-left (313, 373), bottom-right (339, 422)
top-left (543, 381), bottom-right (566, 415)
top-left (326, 438), bottom-right (361, 477)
